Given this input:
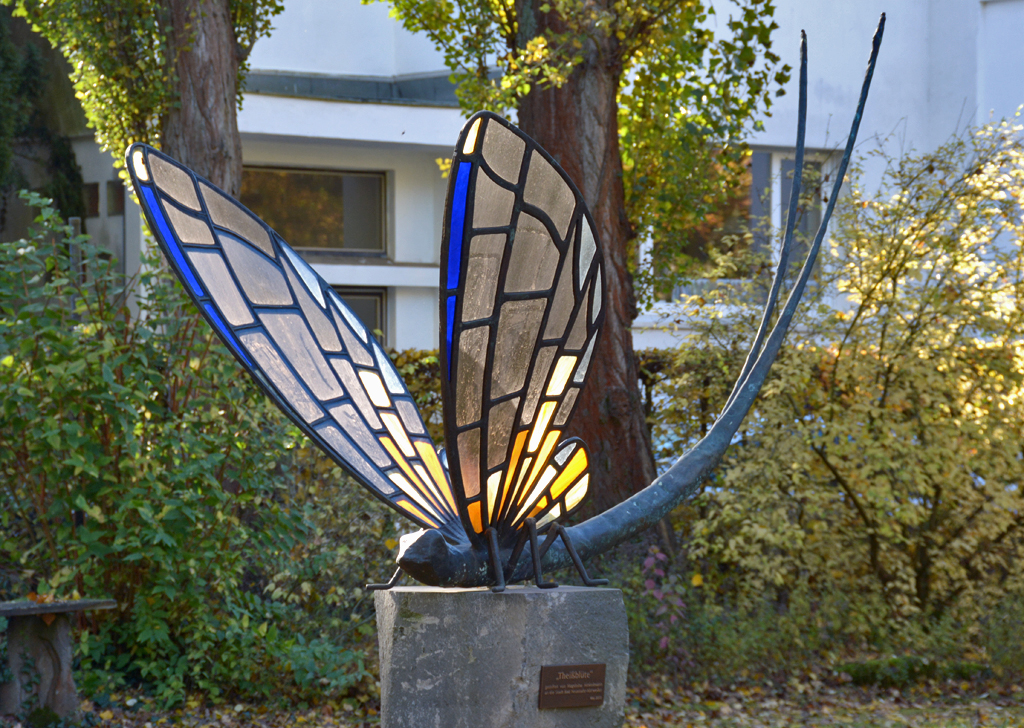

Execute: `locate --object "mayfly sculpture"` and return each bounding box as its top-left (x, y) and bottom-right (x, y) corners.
top-left (125, 17), bottom-right (884, 592)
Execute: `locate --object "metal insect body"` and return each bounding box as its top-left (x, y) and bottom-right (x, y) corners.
top-left (125, 15), bottom-right (884, 591)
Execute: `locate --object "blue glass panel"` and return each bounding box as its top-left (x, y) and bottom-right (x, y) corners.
top-left (446, 294), bottom-right (456, 380)
top-left (141, 185), bottom-right (203, 297)
top-left (446, 162), bottom-right (472, 290)
top-left (204, 302), bottom-right (253, 368)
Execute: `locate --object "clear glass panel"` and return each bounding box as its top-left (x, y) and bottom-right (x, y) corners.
top-left (359, 370), bottom-right (391, 408)
top-left (554, 442), bottom-right (576, 465)
top-left (573, 336), bottom-right (596, 383)
top-left (374, 341), bottom-right (405, 394)
top-left (554, 387), bottom-right (579, 426)
top-left (565, 286), bottom-right (590, 350)
top-left (259, 312), bottom-right (344, 401)
top-left (335, 311), bottom-right (375, 367)
top-left (283, 260), bottom-right (340, 351)
top-left (187, 250), bottom-right (253, 326)
top-left (458, 428), bottom-right (481, 497)
top-left (315, 423), bottom-right (395, 495)
top-left (150, 155), bottom-right (200, 210)
top-left (219, 234), bottom-right (292, 305)
top-left (504, 214), bottom-right (559, 293)
top-left (328, 288), bottom-right (369, 343)
top-left (330, 358), bottom-right (382, 429)
top-left (592, 269), bottom-right (602, 322)
top-left (283, 245), bottom-right (325, 307)
top-left (328, 404), bottom-right (391, 466)
top-left (240, 331), bottom-right (323, 422)
top-left (166, 204), bottom-right (214, 245)
top-left (456, 325), bottom-right (489, 426)
top-left (396, 398), bottom-right (426, 435)
top-left (492, 299), bottom-right (546, 397)
top-left (472, 171), bottom-right (515, 230)
top-left (481, 121), bottom-right (526, 184)
top-left (240, 168), bottom-right (384, 252)
top-left (522, 346), bottom-right (556, 425)
top-left (201, 182), bottom-right (274, 256)
top-left (578, 219), bottom-right (596, 289)
top-left (523, 151), bottom-right (575, 239)
top-left (546, 356), bottom-right (577, 397)
top-left (463, 234), bottom-right (505, 322)
top-left (543, 236), bottom-right (574, 338)
top-left (487, 397), bottom-right (520, 469)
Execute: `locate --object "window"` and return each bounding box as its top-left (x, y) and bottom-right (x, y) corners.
top-left (106, 180), bottom-right (125, 216)
top-left (780, 158), bottom-right (823, 268)
top-left (332, 286), bottom-right (386, 343)
top-left (240, 167), bottom-right (385, 253)
top-left (670, 150), bottom-right (825, 300)
top-left (83, 183), bottom-right (99, 218)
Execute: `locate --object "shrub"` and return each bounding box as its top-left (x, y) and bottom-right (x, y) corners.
top-left (0, 192), bottom-right (397, 706)
top-left (641, 117), bottom-right (1024, 666)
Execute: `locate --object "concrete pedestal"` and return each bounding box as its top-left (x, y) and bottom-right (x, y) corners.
top-left (374, 586), bottom-right (629, 728)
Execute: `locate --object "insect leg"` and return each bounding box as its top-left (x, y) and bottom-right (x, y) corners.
top-left (486, 527), bottom-right (507, 593)
top-left (527, 518), bottom-right (558, 589)
top-left (554, 523), bottom-right (608, 587)
top-left (366, 567), bottom-right (404, 591)
top-left (503, 525), bottom-right (531, 584)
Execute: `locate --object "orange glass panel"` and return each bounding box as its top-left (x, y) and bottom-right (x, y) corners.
top-left (463, 118), bottom-right (482, 154)
top-left (396, 498), bottom-right (439, 529)
top-left (388, 472), bottom-right (441, 520)
top-left (550, 449), bottom-right (588, 500)
top-left (380, 412), bottom-right (415, 456)
top-left (414, 440), bottom-right (458, 514)
top-left (528, 401), bottom-right (557, 452)
top-left (565, 475), bottom-right (589, 511)
top-left (514, 465), bottom-right (557, 523)
top-left (467, 501), bottom-right (484, 533)
top-left (381, 438), bottom-right (445, 516)
top-left (521, 429), bottom-right (561, 501)
top-left (528, 496), bottom-right (548, 521)
top-left (499, 430), bottom-right (529, 518)
top-left (486, 471), bottom-right (502, 522)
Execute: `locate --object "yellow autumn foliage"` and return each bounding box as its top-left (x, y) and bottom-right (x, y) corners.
top-left (648, 116), bottom-right (1024, 646)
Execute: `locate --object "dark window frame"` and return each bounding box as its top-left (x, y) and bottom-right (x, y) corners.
top-left (241, 165), bottom-right (387, 256)
top-left (331, 285), bottom-right (387, 344)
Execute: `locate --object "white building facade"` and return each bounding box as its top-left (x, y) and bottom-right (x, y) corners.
top-left (71, 0), bottom-right (1024, 350)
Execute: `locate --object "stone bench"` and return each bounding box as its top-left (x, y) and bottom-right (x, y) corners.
top-left (0, 599), bottom-right (116, 719)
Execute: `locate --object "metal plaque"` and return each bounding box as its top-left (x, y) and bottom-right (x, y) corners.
top-left (538, 663), bottom-right (606, 709)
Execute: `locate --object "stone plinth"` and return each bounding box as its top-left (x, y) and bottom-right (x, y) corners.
top-left (375, 586), bottom-right (629, 728)
top-left (0, 599), bottom-right (116, 718)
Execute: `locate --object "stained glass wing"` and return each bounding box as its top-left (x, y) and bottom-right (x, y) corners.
top-left (439, 112), bottom-right (605, 545)
top-left (126, 144), bottom-right (463, 542)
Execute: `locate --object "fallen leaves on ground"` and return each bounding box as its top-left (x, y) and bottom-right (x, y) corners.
top-left (625, 675), bottom-right (1024, 727)
top-left (4, 677), bottom-right (1024, 727)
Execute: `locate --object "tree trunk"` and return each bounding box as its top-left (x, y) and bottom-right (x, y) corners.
top-left (516, 2), bottom-right (657, 514)
top-left (161, 0), bottom-right (242, 196)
